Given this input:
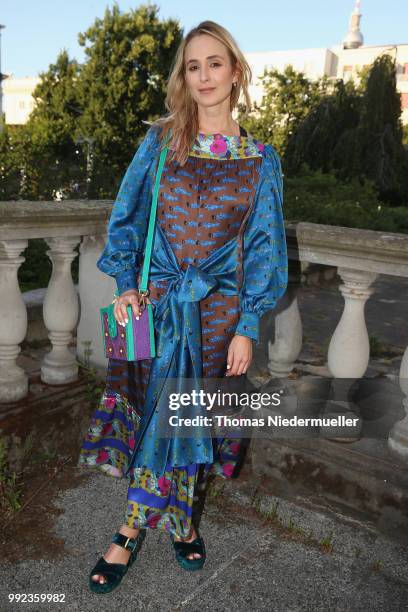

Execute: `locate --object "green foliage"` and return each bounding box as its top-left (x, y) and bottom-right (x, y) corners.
top-left (354, 64), bottom-right (372, 93)
top-left (284, 79), bottom-right (361, 177)
top-left (319, 531), bottom-right (334, 554)
top-left (354, 54), bottom-right (408, 204)
top-left (402, 125), bottom-right (408, 146)
top-left (279, 54), bottom-right (408, 206)
top-left (1, 3), bottom-right (183, 200)
top-left (74, 2), bottom-right (182, 196)
top-left (17, 51), bottom-right (86, 200)
top-left (0, 125), bottom-right (22, 199)
top-left (17, 239), bottom-right (79, 292)
top-left (240, 65), bottom-right (331, 154)
top-left (18, 239), bottom-right (52, 292)
top-left (284, 166), bottom-right (408, 233)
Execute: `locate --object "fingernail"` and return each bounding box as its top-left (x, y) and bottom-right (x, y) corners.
top-left (125, 318), bottom-right (129, 324)
top-left (227, 364), bottom-right (231, 369)
top-left (136, 316), bottom-right (140, 320)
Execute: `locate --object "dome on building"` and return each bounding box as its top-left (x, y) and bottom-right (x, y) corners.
top-left (342, 0), bottom-right (364, 49)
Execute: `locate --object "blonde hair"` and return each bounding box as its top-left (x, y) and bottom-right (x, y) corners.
top-left (143, 20), bottom-right (253, 166)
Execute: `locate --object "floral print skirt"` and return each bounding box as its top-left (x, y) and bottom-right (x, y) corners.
top-left (78, 295), bottom-right (247, 539)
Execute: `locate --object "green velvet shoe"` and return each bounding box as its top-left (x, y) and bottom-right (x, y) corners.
top-left (89, 531), bottom-right (144, 594)
top-left (171, 532), bottom-right (206, 571)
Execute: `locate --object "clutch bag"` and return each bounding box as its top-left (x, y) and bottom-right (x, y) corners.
top-left (100, 302), bottom-right (156, 360)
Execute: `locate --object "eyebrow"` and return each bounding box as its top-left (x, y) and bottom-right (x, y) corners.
top-left (186, 55), bottom-right (224, 65)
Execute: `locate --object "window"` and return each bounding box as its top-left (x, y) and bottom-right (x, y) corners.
top-left (343, 65), bottom-right (353, 79)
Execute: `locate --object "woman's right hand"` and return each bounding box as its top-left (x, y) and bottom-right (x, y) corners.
top-left (113, 289), bottom-right (152, 326)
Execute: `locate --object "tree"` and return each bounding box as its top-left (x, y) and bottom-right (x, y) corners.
top-left (240, 65), bottom-right (331, 153)
top-left (274, 54), bottom-right (408, 205)
top-left (19, 49), bottom-right (85, 199)
top-left (353, 53), bottom-right (408, 204)
top-left (284, 79), bottom-right (361, 177)
top-left (75, 2), bottom-right (182, 195)
top-left (0, 125), bottom-right (22, 199)
top-left (1, 3), bottom-right (183, 200)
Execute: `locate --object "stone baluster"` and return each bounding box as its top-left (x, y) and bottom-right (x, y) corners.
top-left (0, 239), bottom-right (29, 402)
top-left (76, 234), bottom-right (114, 372)
top-left (328, 268), bottom-right (378, 377)
top-left (388, 346), bottom-right (408, 461)
top-left (268, 261), bottom-right (302, 378)
top-left (41, 236), bottom-right (81, 384)
top-left (322, 267), bottom-right (378, 440)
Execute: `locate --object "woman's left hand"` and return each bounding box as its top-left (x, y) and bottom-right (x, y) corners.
top-left (225, 335), bottom-right (253, 376)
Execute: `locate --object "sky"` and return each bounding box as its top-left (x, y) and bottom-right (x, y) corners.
top-left (2, 0), bottom-right (408, 78)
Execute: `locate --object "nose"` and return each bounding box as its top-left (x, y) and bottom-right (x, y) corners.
top-left (199, 66), bottom-right (210, 82)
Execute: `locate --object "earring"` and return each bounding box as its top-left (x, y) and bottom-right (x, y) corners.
top-left (233, 82), bottom-right (237, 87)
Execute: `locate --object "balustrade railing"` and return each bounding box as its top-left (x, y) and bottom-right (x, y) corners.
top-left (0, 201), bottom-right (407, 461)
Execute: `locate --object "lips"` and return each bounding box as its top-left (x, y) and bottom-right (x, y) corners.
top-left (199, 88), bottom-right (215, 93)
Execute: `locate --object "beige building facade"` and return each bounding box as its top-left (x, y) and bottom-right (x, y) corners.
top-left (2, 76), bottom-right (40, 125)
top-left (245, 43), bottom-right (408, 124)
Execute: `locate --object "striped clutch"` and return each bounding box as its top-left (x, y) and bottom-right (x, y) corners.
top-left (100, 302), bottom-right (156, 361)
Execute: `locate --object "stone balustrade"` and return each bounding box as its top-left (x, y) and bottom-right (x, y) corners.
top-left (0, 201), bottom-right (407, 462)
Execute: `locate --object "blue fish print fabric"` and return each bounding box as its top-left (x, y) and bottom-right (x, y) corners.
top-left (78, 124), bottom-right (288, 537)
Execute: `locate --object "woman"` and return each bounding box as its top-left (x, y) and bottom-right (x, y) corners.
top-left (78, 19), bottom-right (288, 593)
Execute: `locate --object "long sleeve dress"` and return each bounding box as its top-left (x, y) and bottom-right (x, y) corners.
top-left (78, 123), bottom-right (288, 538)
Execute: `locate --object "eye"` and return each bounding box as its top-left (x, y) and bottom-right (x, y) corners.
top-left (188, 62), bottom-right (222, 71)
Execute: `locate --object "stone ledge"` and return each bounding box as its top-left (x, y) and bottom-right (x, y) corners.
top-left (249, 432), bottom-right (408, 532)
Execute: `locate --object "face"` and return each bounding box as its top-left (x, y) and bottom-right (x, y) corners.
top-left (184, 34), bottom-right (239, 108)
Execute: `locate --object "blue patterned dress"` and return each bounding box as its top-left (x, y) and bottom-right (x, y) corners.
top-left (78, 124), bottom-right (288, 537)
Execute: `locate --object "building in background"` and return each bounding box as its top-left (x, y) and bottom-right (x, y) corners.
top-left (2, 1), bottom-right (408, 126)
top-left (3, 76), bottom-right (40, 124)
top-left (245, 0), bottom-right (408, 124)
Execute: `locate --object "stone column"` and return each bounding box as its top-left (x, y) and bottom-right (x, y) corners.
top-left (41, 236), bottom-right (81, 384)
top-left (328, 268), bottom-right (378, 377)
top-left (322, 267), bottom-right (378, 441)
top-left (268, 260), bottom-right (302, 378)
top-left (388, 346), bottom-right (408, 461)
top-left (76, 234), bottom-right (115, 372)
top-left (0, 239), bottom-right (29, 402)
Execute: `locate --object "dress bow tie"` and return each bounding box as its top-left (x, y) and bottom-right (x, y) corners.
top-left (126, 224), bottom-right (240, 476)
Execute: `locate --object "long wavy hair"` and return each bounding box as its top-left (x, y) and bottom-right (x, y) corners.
top-left (143, 20), bottom-right (253, 166)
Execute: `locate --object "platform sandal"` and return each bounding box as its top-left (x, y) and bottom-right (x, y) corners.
top-left (171, 531), bottom-right (206, 571)
top-left (89, 531), bottom-right (143, 594)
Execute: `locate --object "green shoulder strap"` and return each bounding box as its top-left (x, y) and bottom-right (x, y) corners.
top-left (138, 129), bottom-right (172, 294)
